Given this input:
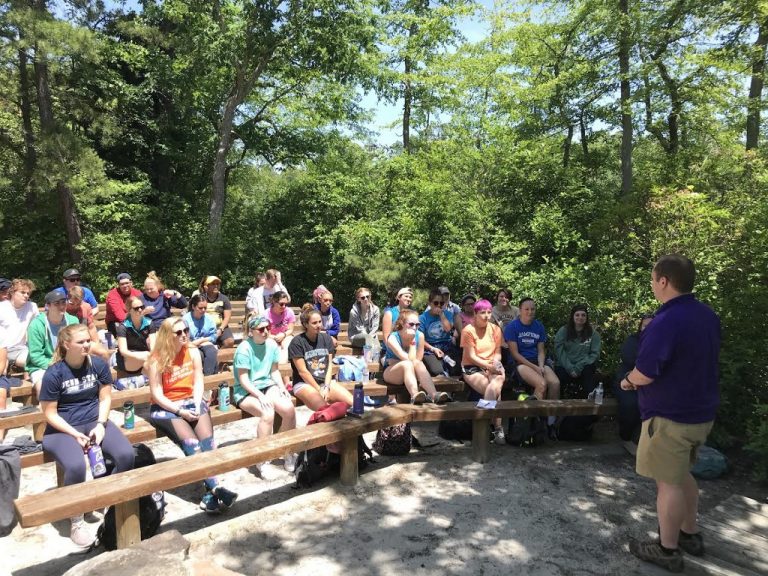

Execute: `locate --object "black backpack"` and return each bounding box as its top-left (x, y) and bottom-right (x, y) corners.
top-left (437, 419), bottom-right (473, 442)
top-left (556, 415), bottom-right (598, 441)
top-left (295, 437), bottom-right (373, 489)
top-left (98, 443), bottom-right (166, 550)
top-left (506, 416), bottom-right (547, 447)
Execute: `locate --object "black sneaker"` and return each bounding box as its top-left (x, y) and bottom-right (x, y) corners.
top-left (678, 530), bottom-right (704, 556)
top-left (629, 538), bottom-right (684, 573)
top-left (213, 486), bottom-right (238, 510)
top-left (547, 424), bottom-right (558, 441)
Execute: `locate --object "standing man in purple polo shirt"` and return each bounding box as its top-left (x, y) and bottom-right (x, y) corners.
top-left (621, 254), bottom-right (720, 573)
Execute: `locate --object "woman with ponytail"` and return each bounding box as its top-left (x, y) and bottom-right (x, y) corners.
top-left (288, 304), bottom-right (353, 410)
top-left (39, 324), bottom-right (134, 548)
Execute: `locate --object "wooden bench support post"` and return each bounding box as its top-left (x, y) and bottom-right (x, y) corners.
top-left (55, 463), bottom-right (65, 488)
top-left (115, 499), bottom-right (141, 549)
top-left (339, 435), bottom-right (359, 486)
top-left (472, 419), bottom-right (490, 463)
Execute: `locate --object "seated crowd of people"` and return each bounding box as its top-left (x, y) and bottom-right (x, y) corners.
top-left (0, 268), bottom-right (645, 548)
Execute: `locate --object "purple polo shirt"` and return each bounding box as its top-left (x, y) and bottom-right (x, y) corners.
top-left (636, 293), bottom-right (720, 423)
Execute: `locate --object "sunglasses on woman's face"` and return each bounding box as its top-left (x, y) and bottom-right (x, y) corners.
top-left (431, 300), bottom-right (444, 306)
top-left (358, 294), bottom-right (370, 300)
top-left (132, 305), bottom-right (145, 311)
top-left (406, 321), bottom-right (421, 328)
top-left (174, 327), bottom-right (190, 336)
top-left (252, 325), bottom-right (270, 334)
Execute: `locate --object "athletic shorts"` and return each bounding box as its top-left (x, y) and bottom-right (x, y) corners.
top-left (463, 365), bottom-right (483, 376)
top-left (636, 416), bottom-right (713, 484)
top-left (233, 383), bottom-right (275, 408)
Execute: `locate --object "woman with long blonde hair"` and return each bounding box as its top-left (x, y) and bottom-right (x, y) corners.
top-left (39, 324), bottom-right (134, 548)
top-left (147, 317), bottom-right (237, 514)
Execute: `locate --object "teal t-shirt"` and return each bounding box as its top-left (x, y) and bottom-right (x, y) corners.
top-left (233, 339), bottom-right (280, 402)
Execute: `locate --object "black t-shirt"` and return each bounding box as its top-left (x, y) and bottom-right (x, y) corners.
top-left (288, 332), bottom-right (335, 385)
top-left (115, 319), bottom-right (151, 371)
top-left (39, 356), bottom-right (113, 428)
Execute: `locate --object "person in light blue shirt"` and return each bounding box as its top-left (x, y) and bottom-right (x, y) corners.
top-left (418, 287), bottom-right (459, 376)
top-left (234, 315), bottom-right (297, 474)
top-left (183, 295), bottom-right (218, 375)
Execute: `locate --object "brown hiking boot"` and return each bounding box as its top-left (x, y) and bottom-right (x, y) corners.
top-left (629, 538), bottom-right (684, 573)
top-left (678, 530), bottom-right (705, 556)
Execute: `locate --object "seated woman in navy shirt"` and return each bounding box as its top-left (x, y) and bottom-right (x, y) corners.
top-left (140, 271), bottom-right (187, 336)
top-left (39, 324), bottom-right (134, 548)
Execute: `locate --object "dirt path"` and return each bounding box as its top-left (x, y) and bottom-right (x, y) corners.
top-left (3, 414), bottom-right (763, 576)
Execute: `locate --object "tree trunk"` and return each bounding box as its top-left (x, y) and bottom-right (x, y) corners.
top-left (18, 47), bottom-right (37, 204)
top-left (563, 124), bottom-right (573, 167)
top-left (618, 0), bottom-right (632, 196)
top-left (746, 18), bottom-right (768, 151)
top-left (32, 30), bottom-right (83, 264)
top-left (579, 111), bottom-right (589, 161)
top-left (654, 58), bottom-right (680, 154)
top-left (209, 54), bottom-right (270, 241)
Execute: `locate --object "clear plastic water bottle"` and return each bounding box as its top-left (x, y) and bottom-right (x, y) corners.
top-left (88, 443), bottom-right (107, 478)
top-left (594, 382), bottom-right (604, 405)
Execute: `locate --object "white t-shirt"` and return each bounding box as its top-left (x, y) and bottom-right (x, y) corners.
top-left (0, 300), bottom-right (39, 349)
top-left (245, 283), bottom-right (290, 315)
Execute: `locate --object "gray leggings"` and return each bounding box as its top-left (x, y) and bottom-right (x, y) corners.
top-left (42, 420), bottom-right (135, 486)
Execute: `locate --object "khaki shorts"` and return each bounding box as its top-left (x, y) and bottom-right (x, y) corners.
top-left (636, 416), bottom-right (713, 484)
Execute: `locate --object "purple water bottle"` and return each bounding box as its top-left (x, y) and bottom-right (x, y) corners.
top-left (88, 443), bottom-right (107, 478)
top-left (352, 382), bottom-right (364, 415)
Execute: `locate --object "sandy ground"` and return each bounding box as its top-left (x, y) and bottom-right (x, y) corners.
top-left (2, 405), bottom-right (763, 576)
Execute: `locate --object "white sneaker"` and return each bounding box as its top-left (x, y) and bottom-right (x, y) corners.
top-left (493, 428), bottom-right (506, 446)
top-left (70, 517), bottom-right (95, 548)
top-left (283, 453), bottom-right (298, 473)
top-left (256, 462), bottom-right (281, 481)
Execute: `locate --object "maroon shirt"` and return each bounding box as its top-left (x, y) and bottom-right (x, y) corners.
top-left (105, 286), bottom-right (142, 324)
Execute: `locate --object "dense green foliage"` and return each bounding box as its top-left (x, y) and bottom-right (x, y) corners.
top-left (0, 0), bottom-right (766, 477)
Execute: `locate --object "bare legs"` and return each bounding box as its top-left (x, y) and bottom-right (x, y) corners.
top-left (657, 474), bottom-right (700, 548)
top-left (516, 365), bottom-right (560, 400)
top-left (383, 359), bottom-right (437, 399)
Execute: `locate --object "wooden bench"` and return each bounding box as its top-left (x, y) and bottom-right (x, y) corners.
top-left (14, 398), bottom-right (616, 549)
top-left (2, 365), bottom-right (464, 473)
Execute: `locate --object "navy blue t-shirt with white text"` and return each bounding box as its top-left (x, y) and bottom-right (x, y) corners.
top-left (39, 356), bottom-right (113, 429)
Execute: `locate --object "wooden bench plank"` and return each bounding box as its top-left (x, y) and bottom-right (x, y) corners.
top-left (15, 405), bottom-right (410, 528)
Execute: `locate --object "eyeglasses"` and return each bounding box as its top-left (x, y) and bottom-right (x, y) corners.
top-left (358, 295), bottom-right (370, 300)
top-left (65, 277), bottom-right (81, 282)
top-left (431, 300), bottom-right (444, 306)
top-left (173, 327), bottom-right (190, 336)
top-left (406, 322), bottom-right (421, 328)
top-left (132, 305), bottom-right (145, 311)
top-left (252, 325), bottom-right (270, 334)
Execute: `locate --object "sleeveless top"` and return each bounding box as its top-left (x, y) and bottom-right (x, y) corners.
top-left (162, 347), bottom-right (195, 401)
top-left (384, 331), bottom-right (421, 362)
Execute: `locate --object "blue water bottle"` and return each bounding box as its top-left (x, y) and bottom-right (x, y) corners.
top-left (88, 443), bottom-right (107, 478)
top-left (352, 382), bottom-right (364, 415)
top-left (219, 383), bottom-right (230, 412)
